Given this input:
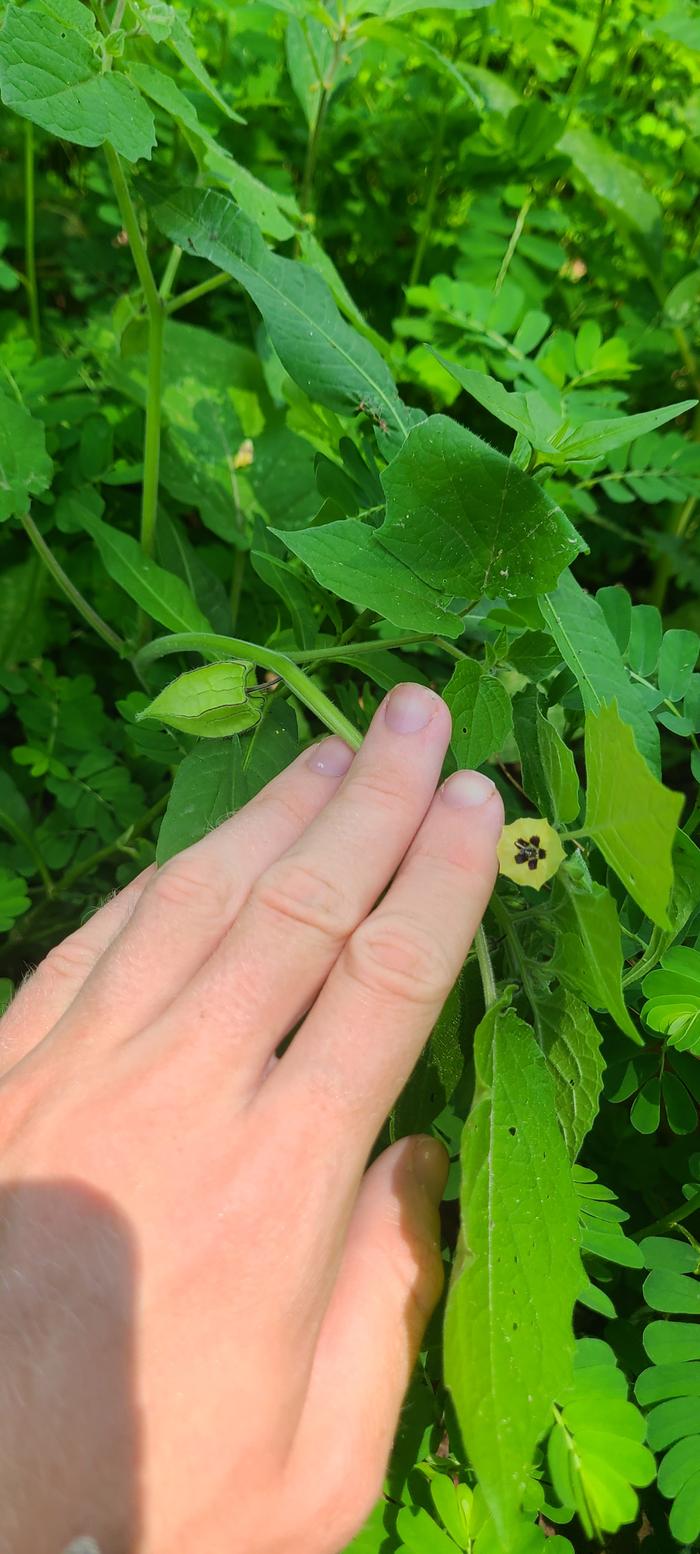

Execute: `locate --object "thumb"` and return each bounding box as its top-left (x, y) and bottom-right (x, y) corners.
top-left (287, 1136), bottom-right (449, 1547)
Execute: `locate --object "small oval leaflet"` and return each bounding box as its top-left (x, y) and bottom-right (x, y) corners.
top-left (136, 660), bottom-right (264, 738)
top-left (497, 817), bottom-right (565, 890)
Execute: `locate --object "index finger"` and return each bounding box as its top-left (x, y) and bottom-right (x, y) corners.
top-left (262, 767), bottom-right (503, 1163)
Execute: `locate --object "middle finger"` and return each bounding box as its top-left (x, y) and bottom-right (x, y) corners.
top-left (138, 684), bottom-right (451, 1090)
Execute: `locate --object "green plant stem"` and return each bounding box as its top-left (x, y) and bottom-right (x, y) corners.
top-left (408, 110), bottom-right (448, 289)
top-left (300, 20), bottom-right (347, 215)
top-left (494, 194), bottom-right (533, 294)
top-left (103, 144), bottom-right (159, 312)
top-left (20, 510), bottom-right (126, 655)
top-left (289, 632), bottom-right (469, 664)
top-left (339, 607), bottom-right (375, 645)
top-left (135, 631), bottom-right (363, 749)
top-left (165, 270), bottom-right (232, 315)
top-left (562, 0), bottom-right (608, 123)
top-left (634, 1186), bottom-right (700, 1241)
top-left (159, 243), bottom-right (183, 300)
top-left (474, 923), bottom-right (497, 1009)
top-left (103, 143), bottom-right (163, 559)
top-left (0, 812), bottom-right (54, 896)
top-left (230, 548), bottom-right (247, 630)
top-left (140, 301), bottom-right (164, 559)
top-left (24, 122), bottom-right (41, 354)
top-left (649, 492), bottom-right (698, 611)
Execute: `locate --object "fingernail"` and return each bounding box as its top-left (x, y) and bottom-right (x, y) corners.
top-left (385, 683), bottom-right (441, 735)
top-left (307, 738), bottom-right (354, 777)
top-left (411, 1136), bottom-right (450, 1205)
top-left (442, 770), bottom-right (497, 808)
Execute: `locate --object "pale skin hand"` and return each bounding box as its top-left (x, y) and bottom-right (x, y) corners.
top-left (0, 682), bottom-right (503, 1554)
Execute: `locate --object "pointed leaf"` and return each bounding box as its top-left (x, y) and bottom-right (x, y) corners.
top-left (445, 1003), bottom-right (580, 1545)
top-left (378, 415), bottom-right (583, 600)
top-left (0, 392), bottom-right (52, 521)
top-left (443, 659), bottom-right (513, 769)
top-left (583, 703), bottom-right (683, 928)
top-left (71, 498), bottom-right (213, 635)
top-left (540, 571), bottom-right (660, 775)
top-left (0, 0), bottom-right (155, 161)
top-left (152, 188), bottom-right (408, 437)
top-left (275, 521), bottom-right (462, 636)
top-left (549, 855), bottom-right (639, 1041)
top-left (531, 988), bottom-right (604, 1159)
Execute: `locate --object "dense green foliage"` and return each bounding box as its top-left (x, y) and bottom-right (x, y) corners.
top-left (1, 0), bottom-right (699, 1548)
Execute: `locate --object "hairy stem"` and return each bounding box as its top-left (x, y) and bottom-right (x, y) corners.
top-left (24, 123), bottom-right (41, 354)
top-left (103, 143), bottom-right (163, 559)
top-left (474, 923), bottom-right (498, 1009)
top-left (20, 510), bottom-right (126, 655)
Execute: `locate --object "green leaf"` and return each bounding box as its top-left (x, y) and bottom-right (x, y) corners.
top-left (71, 499), bottom-right (213, 636)
top-left (391, 980), bottom-right (465, 1140)
top-left (396, 1506), bottom-right (457, 1554)
top-left (445, 1002), bottom-right (580, 1545)
top-left (512, 687), bottom-right (579, 825)
top-left (549, 854), bottom-right (639, 1042)
top-left (657, 629), bottom-right (699, 700)
top-left (275, 521), bottom-right (463, 636)
top-left (0, 0), bottom-right (155, 161)
top-left (531, 988), bottom-right (604, 1160)
top-left (0, 392), bottom-right (53, 521)
top-left (627, 605), bottom-right (663, 677)
top-left (596, 585), bottom-right (632, 655)
top-left (377, 416), bottom-right (583, 600)
top-left (443, 659), bottom-right (513, 769)
top-left (436, 363), bottom-right (693, 467)
top-left (156, 738), bottom-right (243, 865)
top-left (137, 662), bottom-right (263, 738)
top-left (286, 16), bottom-right (335, 127)
top-left (558, 124), bottom-right (662, 249)
top-left (583, 702), bottom-right (683, 928)
top-left (0, 866), bottom-right (31, 930)
top-left (152, 188), bottom-right (408, 437)
top-left (540, 571), bottom-right (660, 775)
top-left (165, 12), bottom-right (243, 121)
top-left (548, 1340), bottom-right (655, 1539)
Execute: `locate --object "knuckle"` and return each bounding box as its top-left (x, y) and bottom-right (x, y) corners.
top-left (250, 788), bottom-right (308, 835)
top-left (251, 858), bottom-right (353, 942)
top-left (345, 912), bottom-right (453, 1007)
top-left (41, 933), bottom-right (98, 985)
top-left (349, 767), bottom-right (411, 816)
top-left (149, 855), bottom-right (227, 916)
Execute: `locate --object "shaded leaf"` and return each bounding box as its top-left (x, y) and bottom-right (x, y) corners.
top-left (445, 1002), bottom-right (580, 1545)
top-left (378, 415), bottom-right (583, 600)
top-left (583, 703), bottom-right (683, 928)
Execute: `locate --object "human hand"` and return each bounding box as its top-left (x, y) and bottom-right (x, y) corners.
top-left (0, 682), bottom-right (503, 1554)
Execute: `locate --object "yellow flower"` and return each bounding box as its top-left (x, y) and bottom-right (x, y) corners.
top-left (497, 818), bottom-right (565, 890)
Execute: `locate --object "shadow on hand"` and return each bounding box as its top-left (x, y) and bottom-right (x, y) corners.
top-left (0, 1180), bottom-right (140, 1554)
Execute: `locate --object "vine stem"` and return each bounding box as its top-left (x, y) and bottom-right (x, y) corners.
top-left (20, 509), bottom-right (126, 655)
top-left (24, 122), bottom-right (41, 353)
top-left (165, 270), bottom-right (232, 316)
top-left (103, 143), bottom-right (163, 558)
top-left (408, 108), bottom-right (448, 289)
top-left (474, 924), bottom-right (497, 1009)
top-left (134, 631), bottom-right (363, 749)
top-left (634, 1186), bottom-right (700, 1241)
